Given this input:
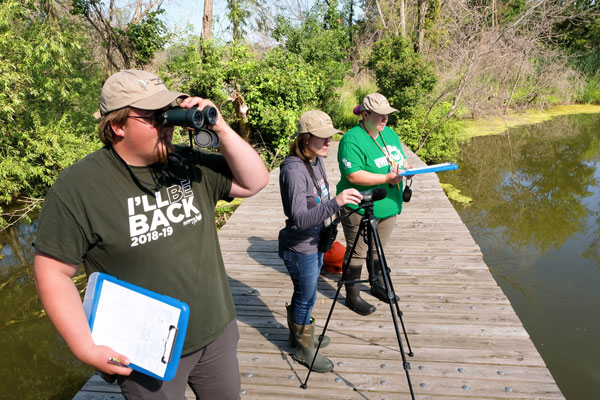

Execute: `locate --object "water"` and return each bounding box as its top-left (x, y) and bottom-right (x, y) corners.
top-left (0, 219), bottom-right (92, 400)
top-left (442, 113), bottom-right (600, 399)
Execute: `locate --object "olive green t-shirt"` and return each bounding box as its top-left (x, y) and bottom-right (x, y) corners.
top-left (34, 146), bottom-right (234, 354)
top-left (337, 124), bottom-right (406, 218)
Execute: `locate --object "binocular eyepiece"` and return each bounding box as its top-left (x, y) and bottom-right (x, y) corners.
top-left (161, 106), bottom-right (219, 148)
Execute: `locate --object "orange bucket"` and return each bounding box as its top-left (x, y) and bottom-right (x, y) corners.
top-left (323, 241), bottom-right (345, 274)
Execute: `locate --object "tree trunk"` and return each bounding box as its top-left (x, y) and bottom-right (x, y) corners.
top-left (400, 0), bottom-right (406, 37)
top-left (231, 90), bottom-right (252, 142)
top-left (415, 0), bottom-right (427, 52)
top-left (348, 0), bottom-right (354, 42)
top-left (202, 0), bottom-right (213, 41)
top-left (374, 0), bottom-right (388, 30)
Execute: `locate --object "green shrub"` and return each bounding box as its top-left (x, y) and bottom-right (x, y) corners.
top-left (578, 76), bottom-right (600, 103)
top-left (0, 1), bottom-right (103, 227)
top-left (272, 5), bottom-right (351, 106)
top-left (366, 36), bottom-right (437, 121)
top-left (241, 48), bottom-right (323, 150)
top-left (164, 40), bottom-right (326, 164)
top-left (394, 102), bottom-right (464, 164)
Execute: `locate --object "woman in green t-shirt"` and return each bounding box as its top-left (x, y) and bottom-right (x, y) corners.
top-left (337, 93), bottom-right (412, 315)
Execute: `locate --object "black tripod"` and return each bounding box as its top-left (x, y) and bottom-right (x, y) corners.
top-left (301, 198), bottom-right (416, 400)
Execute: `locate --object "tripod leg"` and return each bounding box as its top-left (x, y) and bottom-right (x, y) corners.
top-left (374, 247), bottom-right (415, 357)
top-left (367, 215), bottom-right (416, 400)
top-left (370, 260), bottom-right (399, 304)
top-left (341, 213), bottom-right (376, 316)
top-left (302, 217), bottom-right (370, 388)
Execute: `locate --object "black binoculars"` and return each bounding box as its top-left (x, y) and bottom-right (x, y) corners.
top-left (161, 106), bottom-right (220, 148)
top-left (161, 106), bottom-right (218, 129)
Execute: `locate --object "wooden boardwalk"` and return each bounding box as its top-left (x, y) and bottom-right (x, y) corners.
top-left (75, 142), bottom-right (564, 399)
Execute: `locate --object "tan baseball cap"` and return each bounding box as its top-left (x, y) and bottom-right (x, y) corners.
top-left (294, 110), bottom-right (342, 138)
top-left (360, 93), bottom-right (398, 115)
top-left (95, 70), bottom-right (188, 118)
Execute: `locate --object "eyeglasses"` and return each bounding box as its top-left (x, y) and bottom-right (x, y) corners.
top-left (127, 110), bottom-right (165, 127)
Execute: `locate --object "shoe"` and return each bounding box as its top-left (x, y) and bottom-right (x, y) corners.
top-left (344, 267), bottom-right (376, 315)
top-left (291, 321), bottom-right (334, 373)
top-left (286, 304), bottom-right (329, 348)
top-left (370, 261), bottom-right (399, 304)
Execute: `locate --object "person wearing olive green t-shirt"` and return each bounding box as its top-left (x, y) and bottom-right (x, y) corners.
top-left (33, 70), bottom-right (268, 399)
top-left (337, 93), bottom-right (412, 316)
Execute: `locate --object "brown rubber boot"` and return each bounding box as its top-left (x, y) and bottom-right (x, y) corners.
top-left (291, 321), bottom-right (334, 373)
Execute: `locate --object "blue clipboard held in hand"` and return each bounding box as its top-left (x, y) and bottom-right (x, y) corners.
top-left (399, 162), bottom-right (459, 176)
top-left (83, 272), bottom-right (190, 381)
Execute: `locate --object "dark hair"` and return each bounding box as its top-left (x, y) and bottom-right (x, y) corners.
top-left (97, 107), bottom-right (131, 145)
top-left (353, 104), bottom-right (362, 115)
top-left (289, 132), bottom-right (313, 162)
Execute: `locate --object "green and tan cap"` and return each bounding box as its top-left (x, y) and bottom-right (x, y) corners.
top-left (95, 70), bottom-right (188, 118)
top-left (361, 93), bottom-right (399, 115)
top-left (295, 110), bottom-right (342, 138)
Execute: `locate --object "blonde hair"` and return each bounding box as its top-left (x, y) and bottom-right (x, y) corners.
top-left (97, 107), bottom-right (131, 145)
top-left (289, 132), bottom-right (313, 162)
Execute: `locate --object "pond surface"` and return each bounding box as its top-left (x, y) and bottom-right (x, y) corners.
top-left (0, 219), bottom-right (92, 399)
top-left (442, 113), bottom-right (600, 399)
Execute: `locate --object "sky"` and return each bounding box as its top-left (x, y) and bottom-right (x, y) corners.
top-left (159, 0), bottom-right (322, 43)
top-left (160, 0), bottom-right (231, 39)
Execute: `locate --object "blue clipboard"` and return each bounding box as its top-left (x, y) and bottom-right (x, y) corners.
top-left (399, 162), bottom-right (459, 176)
top-left (83, 272), bottom-right (189, 381)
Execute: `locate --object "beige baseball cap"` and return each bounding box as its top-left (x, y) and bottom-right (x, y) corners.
top-left (294, 110), bottom-right (342, 138)
top-left (360, 93), bottom-right (399, 115)
top-left (94, 70), bottom-right (188, 118)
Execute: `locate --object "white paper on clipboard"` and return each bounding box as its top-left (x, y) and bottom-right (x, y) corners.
top-left (89, 280), bottom-right (181, 378)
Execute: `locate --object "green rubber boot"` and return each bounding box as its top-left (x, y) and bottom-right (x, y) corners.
top-left (286, 304), bottom-right (330, 348)
top-left (291, 321), bottom-right (334, 373)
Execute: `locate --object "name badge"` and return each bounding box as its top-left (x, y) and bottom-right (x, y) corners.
top-left (320, 181), bottom-right (329, 199)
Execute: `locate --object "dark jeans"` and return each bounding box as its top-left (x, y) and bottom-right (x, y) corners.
top-left (118, 320), bottom-right (241, 400)
top-left (279, 246), bottom-right (323, 325)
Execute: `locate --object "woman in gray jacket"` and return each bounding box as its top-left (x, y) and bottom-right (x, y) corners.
top-left (278, 110), bottom-right (362, 373)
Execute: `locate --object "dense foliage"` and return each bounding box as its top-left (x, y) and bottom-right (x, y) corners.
top-left (0, 0), bottom-right (102, 227)
top-left (367, 36), bottom-right (437, 120)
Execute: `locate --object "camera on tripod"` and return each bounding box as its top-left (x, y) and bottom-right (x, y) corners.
top-left (161, 106), bottom-right (220, 148)
top-left (358, 188), bottom-right (387, 206)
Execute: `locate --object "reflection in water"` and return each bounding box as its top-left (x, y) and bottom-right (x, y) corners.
top-left (443, 113), bottom-right (600, 399)
top-left (0, 219), bottom-right (92, 399)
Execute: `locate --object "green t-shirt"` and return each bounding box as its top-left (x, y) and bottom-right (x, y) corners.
top-left (34, 146), bottom-right (234, 355)
top-left (337, 124), bottom-right (406, 218)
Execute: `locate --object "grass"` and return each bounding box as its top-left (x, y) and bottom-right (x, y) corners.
top-left (325, 74), bottom-right (378, 132)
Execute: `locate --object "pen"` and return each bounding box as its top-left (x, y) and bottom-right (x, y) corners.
top-left (108, 357), bottom-right (128, 368)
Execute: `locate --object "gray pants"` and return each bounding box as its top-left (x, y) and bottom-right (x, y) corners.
top-left (341, 206), bottom-right (397, 270)
top-left (118, 320), bottom-right (241, 400)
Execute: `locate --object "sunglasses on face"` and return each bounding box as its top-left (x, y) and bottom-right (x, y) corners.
top-left (127, 110), bottom-right (166, 127)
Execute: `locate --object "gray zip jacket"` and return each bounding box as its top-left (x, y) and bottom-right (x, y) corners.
top-left (278, 155), bottom-right (341, 254)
